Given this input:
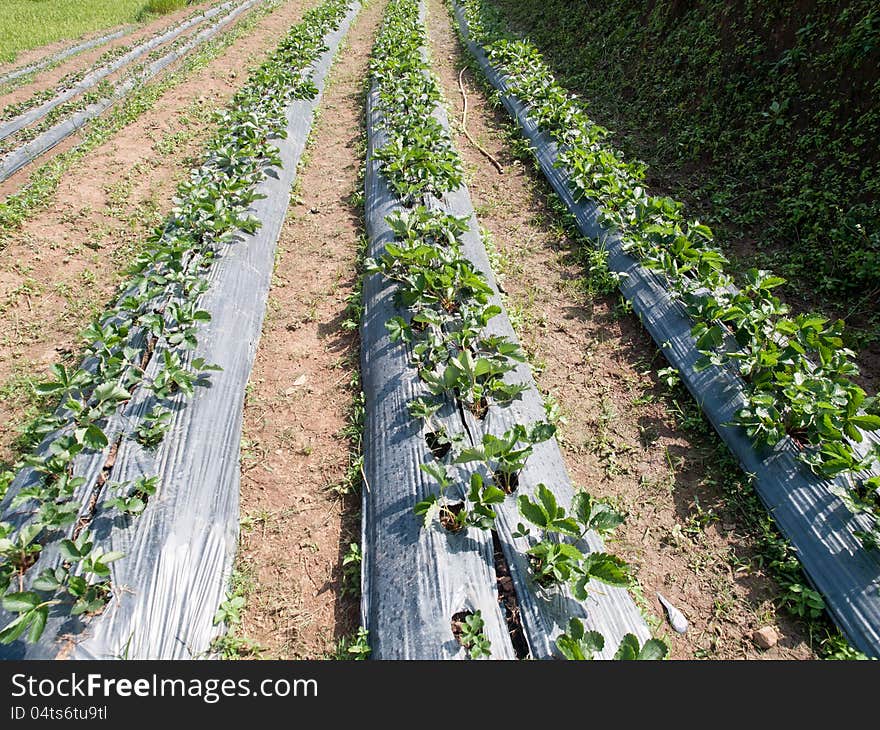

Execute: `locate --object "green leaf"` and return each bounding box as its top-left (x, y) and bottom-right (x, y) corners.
top-left (27, 606), bottom-right (48, 644)
top-left (550, 517), bottom-right (581, 536)
top-left (414, 496), bottom-right (440, 528)
top-left (638, 638), bottom-right (669, 660)
top-left (583, 552), bottom-right (629, 586)
top-left (571, 491), bottom-right (593, 527)
top-left (590, 502), bottom-right (625, 534)
top-left (419, 461), bottom-right (450, 487)
top-left (536, 484), bottom-right (558, 521)
top-left (0, 613), bottom-right (31, 644)
top-left (32, 569), bottom-right (63, 592)
top-left (2, 591), bottom-right (39, 613)
top-left (482, 486), bottom-right (506, 505)
top-left (518, 494), bottom-right (549, 528)
top-left (83, 424), bottom-right (109, 451)
top-left (100, 551), bottom-right (125, 565)
top-left (58, 539), bottom-right (82, 562)
top-left (850, 414), bottom-right (880, 432)
top-left (529, 421), bottom-right (556, 443)
top-left (614, 633), bottom-right (640, 660)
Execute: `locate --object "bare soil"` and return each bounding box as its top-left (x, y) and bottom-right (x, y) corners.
top-left (0, 0), bottom-right (319, 466)
top-left (425, 0), bottom-right (816, 659)
top-left (234, 0), bottom-right (388, 659)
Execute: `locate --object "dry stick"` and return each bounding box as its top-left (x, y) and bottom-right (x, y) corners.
top-left (458, 67), bottom-right (503, 174)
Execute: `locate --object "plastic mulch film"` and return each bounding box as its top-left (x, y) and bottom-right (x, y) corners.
top-left (451, 0), bottom-right (880, 657)
top-left (0, 2), bottom-right (359, 660)
top-left (0, 0), bottom-right (256, 184)
top-left (360, 0), bottom-right (651, 660)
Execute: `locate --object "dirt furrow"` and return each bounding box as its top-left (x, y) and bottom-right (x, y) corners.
top-left (233, 0), bottom-right (387, 659)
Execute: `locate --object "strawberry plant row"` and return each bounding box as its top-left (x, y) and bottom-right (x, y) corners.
top-left (0, 0), bottom-right (358, 659)
top-left (0, 0), bottom-right (259, 184)
top-left (361, 0), bottom-right (664, 659)
top-left (0, 0), bottom-right (239, 142)
top-left (452, 0), bottom-right (880, 656)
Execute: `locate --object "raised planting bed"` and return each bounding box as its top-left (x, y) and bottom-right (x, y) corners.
top-left (0, 0), bottom-right (359, 660)
top-left (360, 0), bottom-right (664, 660)
top-left (452, 0), bottom-right (880, 657)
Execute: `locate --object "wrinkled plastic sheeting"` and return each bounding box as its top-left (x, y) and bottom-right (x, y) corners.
top-left (0, 0), bottom-right (256, 184)
top-left (360, 1), bottom-right (651, 659)
top-left (0, 3), bottom-right (360, 660)
top-left (0, 1), bottom-right (238, 142)
top-left (0, 27), bottom-right (131, 87)
top-left (451, 0), bottom-right (880, 657)
top-left (361, 85), bottom-right (516, 660)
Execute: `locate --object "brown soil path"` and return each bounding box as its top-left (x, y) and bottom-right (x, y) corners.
top-left (0, 1), bottom-right (218, 109)
top-left (234, 0), bottom-right (387, 658)
top-left (425, 0), bottom-right (816, 659)
top-left (0, 0), bottom-right (318, 466)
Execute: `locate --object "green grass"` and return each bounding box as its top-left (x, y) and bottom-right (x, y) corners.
top-left (0, 0), bottom-right (204, 64)
top-left (490, 0), bottom-right (880, 348)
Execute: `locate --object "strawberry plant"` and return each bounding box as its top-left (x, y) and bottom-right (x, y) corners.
top-left (454, 421), bottom-right (556, 492)
top-left (453, 609), bottom-right (491, 659)
top-left (415, 464), bottom-right (506, 532)
top-left (516, 485), bottom-right (628, 599)
top-left (612, 632), bottom-right (669, 660)
top-left (103, 476), bottom-right (159, 516)
top-left (555, 617), bottom-right (606, 660)
top-left (556, 617), bottom-right (668, 660)
top-left (135, 407), bottom-right (173, 448)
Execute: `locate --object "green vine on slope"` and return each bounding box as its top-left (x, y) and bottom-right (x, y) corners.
top-left (458, 0), bottom-right (880, 552)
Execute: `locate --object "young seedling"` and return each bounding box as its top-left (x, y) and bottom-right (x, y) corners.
top-left (454, 421), bottom-right (556, 493)
top-left (408, 396), bottom-right (465, 459)
top-left (341, 542), bottom-right (362, 598)
top-left (613, 632), bottom-right (669, 660)
top-left (452, 609), bottom-right (491, 659)
top-left (135, 406), bottom-right (173, 449)
top-left (556, 618), bottom-right (668, 660)
top-left (0, 523), bottom-right (43, 593)
top-left (516, 485), bottom-right (628, 599)
top-left (104, 475), bottom-right (159, 517)
top-left (555, 617), bottom-right (606, 660)
top-left (415, 465), bottom-right (505, 532)
top-left (421, 348), bottom-right (525, 418)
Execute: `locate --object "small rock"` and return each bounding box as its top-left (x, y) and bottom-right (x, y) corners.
top-left (752, 626), bottom-right (779, 649)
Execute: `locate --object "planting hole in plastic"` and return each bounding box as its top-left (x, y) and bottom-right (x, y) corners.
top-left (496, 470), bottom-right (518, 494)
top-left (426, 431), bottom-right (452, 459)
top-left (439, 501), bottom-right (466, 532)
